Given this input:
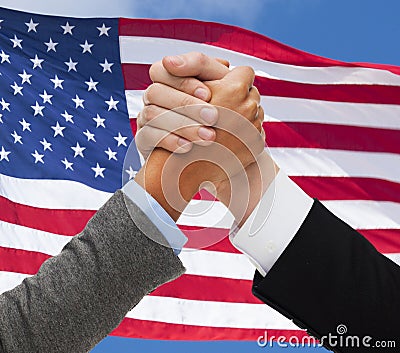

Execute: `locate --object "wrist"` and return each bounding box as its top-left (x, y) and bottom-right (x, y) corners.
top-left (216, 152), bottom-right (278, 227)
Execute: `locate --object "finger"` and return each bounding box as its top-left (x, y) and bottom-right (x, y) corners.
top-left (135, 125), bottom-right (193, 157)
top-left (144, 83), bottom-right (219, 125)
top-left (221, 66), bottom-right (255, 95)
top-left (205, 66), bottom-right (256, 101)
top-left (150, 60), bottom-right (212, 101)
top-left (215, 57), bottom-right (230, 67)
top-left (162, 52), bottom-right (230, 81)
top-left (249, 85), bottom-right (261, 105)
top-left (140, 105), bottom-right (216, 143)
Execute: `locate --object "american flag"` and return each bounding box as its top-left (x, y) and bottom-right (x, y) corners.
top-left (1, 6), bottom-right (400, 343)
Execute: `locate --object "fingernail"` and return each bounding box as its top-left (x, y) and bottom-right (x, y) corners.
top-left (200, 107), bottom-right (218, 125)
top-left (198, 127), bottom-right (215, 140)
top-left (167, 55), bottom-right (185, 67)
top-left (177, 138), bottom-right (192, 149)
top-left (194, 87), bottom-right (208, 101)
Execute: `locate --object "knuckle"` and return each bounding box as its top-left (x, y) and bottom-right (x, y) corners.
top-left (177, 77), bottom-right (194, 93)
top-left (191, 52), bottom-right (207, 65)
top-left (243, 65), bottom-right (255, 76)
top-left (180, 94), bottom-right (195, 108)
top-left (229, 81), bottom-right (248, 96)
top-left (141, 105), bottom-right (158, 123)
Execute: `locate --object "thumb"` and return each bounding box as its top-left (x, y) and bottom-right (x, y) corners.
top-left (162, 52), bottom-right (230, 81)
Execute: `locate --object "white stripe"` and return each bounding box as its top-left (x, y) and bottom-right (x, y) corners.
top-left (385, 253), bottom-right (400, 265)
top-left (0, 220), bottom-right (253, 280)
top-left (322, 200), bottom-right (400, 229)
top-left (127, 295), bottom-right (297, 329)
top-left (0, 173), bottom-right (111, 210)
top-left (179, 249), bottom-right (254, 280)
top-left (177, 199), bottom-right (234, 229)
top-left (269, 148), bottom-right (400, 184)
top-left (0, 271), bottom-right (30, 294)
top-left (179, 198), bottom-right (400, 231)
top-left (0, 221), bottom-right (70, 256)
top-left (2, 250), bottom-right (400, 298)
top-left (126, 90), bottom-right (400, 130)
top-left (120, 36), bottom-right (400, 86)
top-left (263, 96), bottom-right (400, 130)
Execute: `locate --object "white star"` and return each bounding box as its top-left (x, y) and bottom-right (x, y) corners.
top-left (31, 150), bottom-right (44, 164)
top-left (25, 18), bottom-right (39, 32)
top-left (83, 129), bottom-right (96, 142)
top-left (0, 146), bottom-right (11, 162)
top-left (114, 132), bottom-right (127, 147)
top-left (104, 147), bottom-right (117, 161)
top-left (72, 94), bottom-right (85, 109)
top-left (31, 101), bottom-right (45, 117)
top-left (10, 82), bottom-right (23, 96)
top-left (93, 114), bottom-right (105, 128)
top-left (51, 121), bottom-right (66, 137)
top-left (40, 138), bottom-right (52, 151)
top-left (125, 166), bottom-right (137, 180)
top-left (19, 69), bottom-right (32, 85)
top-left (10, 35), bottom-right (23, 49)
top-left (85, 77), bottom-right (98, 91)
top-left (0, 98), bottom-right (10, 111)
top-left (30, 54), bottom-right (44, 69)
top-left (40, 90), bottom-right (53, 104)
top-left (80, 40), bottom-right (93, 54)
top-left (61, 157), bottom-right (74, 171)
top-left (64, 57), bottom-right (78, 72)
top-left (105, 96), bottom-right (119, 111)
top-left (97, 23), bottom-right (111, 36)
top-left (99, 58), bottom-right (113, 73)
top-left (44, 38), bottom-right (58, 52)
top-left (50, 75), bottom-right (64, 89)
top-left (61, 110), bottom-right (74, 123)
top-left (0, 20), bottom-right (3, 29)
top-left (71, 142), bottom-right (86, 158)
top-left (0, 114), bottom-right (3, 124)
top-left (19, 118), bottom-right (31, 132)
top-left (61, 22), bottom-right (75, 35)
top-left (0, 50), bottom-right (10, 64)
top-left (11, 131), bottom-right (22, 144)
top-left (91, 163), bottom-right (105, 178)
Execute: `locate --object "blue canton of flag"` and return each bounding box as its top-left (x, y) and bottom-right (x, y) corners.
top-left (0, 7), bottom-right (135, 193)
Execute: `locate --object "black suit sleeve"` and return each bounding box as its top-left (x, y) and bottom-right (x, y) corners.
top-left (252, 200), bottom-right (400, 353)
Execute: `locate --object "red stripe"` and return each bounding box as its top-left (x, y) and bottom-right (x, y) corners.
top-left (179, 225), bottom-right (239, 253)
top-left (255, 76), bottom-right (400, 105)
top-left (0, 195), bottom-right (94, 236)
top-left (358, 229), bottom-right (400, 254)
top-left (0, 246), bottom-right (50, 275)
top-left (118, 18), bottom-right (400, 75)
top-left (291, 176), bottom-right (400, 203)
top-left (122, 64), bottom-right (400, 104)
top-left (265, 122), bottom-right (400, 154)
top-left (112, 317), bottom-right (309, 340)
top-left (151, 274), bottom-right (261, 304)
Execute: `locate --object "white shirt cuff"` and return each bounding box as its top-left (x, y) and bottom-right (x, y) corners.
top-left (230, 171), bottom-right (313, 276)
top-left (122, 180), bottom-right (188, 255)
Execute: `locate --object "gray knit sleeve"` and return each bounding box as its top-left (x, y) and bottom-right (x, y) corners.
top-left (0, 190), bottom-right (186, 353)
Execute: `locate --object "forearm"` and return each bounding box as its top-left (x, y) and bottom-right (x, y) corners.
top-left (0, 191), bottom-right (185, 353)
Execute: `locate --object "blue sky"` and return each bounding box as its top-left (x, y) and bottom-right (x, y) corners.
top-left (1, 0), bottom-right (398, 352)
